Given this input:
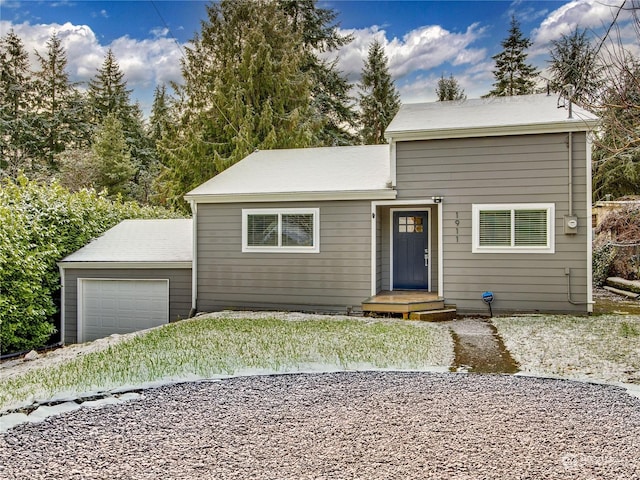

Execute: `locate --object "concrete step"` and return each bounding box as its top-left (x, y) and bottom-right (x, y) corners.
top-left (409, 307), bottom-right (457, 322)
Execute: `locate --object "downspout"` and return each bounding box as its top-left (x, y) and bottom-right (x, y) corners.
top-left (189, 199), bottom-right (198, 318)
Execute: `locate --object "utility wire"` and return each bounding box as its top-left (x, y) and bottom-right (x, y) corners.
top-left (149, 0), bottom-right (245, 144)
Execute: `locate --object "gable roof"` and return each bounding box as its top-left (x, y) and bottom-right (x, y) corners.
top-left (184, 145), bottom-right (396, 203)
top-left (385, 94), bottom-right (599, 141)
top-left (59, 219), bottom-right (192, 267)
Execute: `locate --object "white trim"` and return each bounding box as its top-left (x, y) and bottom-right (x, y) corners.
top-left (242, 208), bottom-right (320, 254)
top-left (77, 278), bottom-right (169, 343)
top-left (370, 199), bottom-right (441, 296)
top-left (191, 200), bottom-right (198, 313)
top-left (186, 189), bottom-right (397, 204)
top-left (390, 140), bottom-right (397, 187)
top-left (385, 120), bottom-right (598, 143)
top-left (58, 264), bottom-right (66, 345)
top-left (437, 202), bottom-right (443, 297)
top-left (586, 133), bottom-right (594, 312)
top-left (389, 208), bottom-right (432, 292)
top-left (57, 261), bottom-right (192, 269)
top-left (472, 203), bottom-right (555, 254)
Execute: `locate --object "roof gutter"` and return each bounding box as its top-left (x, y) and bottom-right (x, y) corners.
top-left (385, 119), bottom-right (599, 143)
top-left (184, 189), bottom-right (397, 204)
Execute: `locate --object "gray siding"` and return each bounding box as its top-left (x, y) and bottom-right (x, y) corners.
top-left (396, 132), bottom-right (589, 313)
top-left (196, 201), bottom-right (371, 313)
top-left (62, 268), bottom-right (192, 344)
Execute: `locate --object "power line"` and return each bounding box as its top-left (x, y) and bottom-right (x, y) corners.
top-left (149, 0), bottom-right (245, 144)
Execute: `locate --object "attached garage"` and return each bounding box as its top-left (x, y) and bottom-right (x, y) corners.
top-left (78, 279), bottom-right (169, 343)
top-left (59, 219), bottom-right (192, 344)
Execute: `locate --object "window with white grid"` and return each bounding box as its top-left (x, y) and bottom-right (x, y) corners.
top-left (242, 208), bottom-right (319, 253)
top-left (472, 204), bottom-right (554, 253)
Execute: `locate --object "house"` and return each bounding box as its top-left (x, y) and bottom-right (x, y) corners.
top-left (59, 94), bottom-right (598, 343)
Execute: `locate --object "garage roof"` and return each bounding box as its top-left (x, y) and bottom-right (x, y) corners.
top-left (385, 93), bottom-right (598, 141)
top-left (184, 144), bottom-right (395, 202)
top-left (59, 219), bottom-right (192, 265)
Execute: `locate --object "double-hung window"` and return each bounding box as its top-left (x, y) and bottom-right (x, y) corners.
top-left (472, 204), bottom-right (554, 253)
top-left (242, 208), bottom-right (320, 253)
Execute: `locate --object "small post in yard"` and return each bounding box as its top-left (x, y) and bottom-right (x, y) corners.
top-left (482, 291), bottom-right (494, 317)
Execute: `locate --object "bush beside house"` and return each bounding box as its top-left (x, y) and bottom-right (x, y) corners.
top-left (0, 176), bottom-right (181, 354)
top-left (593, 202), bottom-right (640, 285)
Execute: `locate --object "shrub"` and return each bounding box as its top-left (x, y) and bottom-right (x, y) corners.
top-left (592, 242), bottom-right (615, 286)
top-left (0, 176), bottom-right (182, 354)
top-left (594, 204), bottom-right (640, 281)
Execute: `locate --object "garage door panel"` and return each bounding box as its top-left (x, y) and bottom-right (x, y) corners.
top-left (80, 279), bottom-right (169, 342)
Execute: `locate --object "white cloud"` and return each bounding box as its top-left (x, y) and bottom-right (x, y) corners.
top-left (532, 0), bottom-right (631, 46)
top-left (0, 20), bottom-right (184, 111)
top-left (92, 9), bottom-right (109, 19)
top-left (325, 22), bottom-right (487, 82)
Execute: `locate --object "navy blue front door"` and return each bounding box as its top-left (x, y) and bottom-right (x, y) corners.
top-left (393, 211), bottom-right (428, 290)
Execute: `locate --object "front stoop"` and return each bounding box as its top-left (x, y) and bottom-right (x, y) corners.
top-left (409, 306), bottom-right (457, 322)
top-left (362, 291), bottom-right (457, 320)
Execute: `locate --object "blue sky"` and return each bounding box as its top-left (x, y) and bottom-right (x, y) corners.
top-left (1, 0), bottom-right (633, 116)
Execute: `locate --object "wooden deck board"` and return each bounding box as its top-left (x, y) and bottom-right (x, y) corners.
top-left (362, 290), bottom-right (446, 314)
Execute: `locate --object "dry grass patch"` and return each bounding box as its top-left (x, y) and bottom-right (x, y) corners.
top-left (492, 314), bottom-right (640, 384)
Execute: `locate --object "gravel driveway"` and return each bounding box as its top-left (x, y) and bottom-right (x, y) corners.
top-left (1, 372), bottom-right (639, 479)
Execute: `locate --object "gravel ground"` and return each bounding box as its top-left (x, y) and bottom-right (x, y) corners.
top-left (2, 372), bottom-right (640, 479)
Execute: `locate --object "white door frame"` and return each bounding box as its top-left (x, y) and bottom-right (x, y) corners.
top-left (389, 207), bottom-right (432, 292)
top-left (77, 278), bottom-right (169, 343)
top-left (370, 199), bottom-right (443, 296)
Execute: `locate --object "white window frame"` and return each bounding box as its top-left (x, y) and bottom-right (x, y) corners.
top-left (472, 203), bottom-right (555, 254)
top-left (242, 208), bottom-right (320, 253)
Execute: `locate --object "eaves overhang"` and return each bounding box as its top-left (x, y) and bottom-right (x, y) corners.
top-left (385, 119), bottom-right (599, 142)
top-left (184, 189), bottom-right (397, 204)
top-left (58, 261), bottom-right (193, 269)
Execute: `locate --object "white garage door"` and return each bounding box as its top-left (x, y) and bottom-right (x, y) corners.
top-left (79, 279), bottom-right (169, 342)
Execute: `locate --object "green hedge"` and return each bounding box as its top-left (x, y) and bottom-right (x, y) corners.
top-left (0, 176), bottom-right (182, 354)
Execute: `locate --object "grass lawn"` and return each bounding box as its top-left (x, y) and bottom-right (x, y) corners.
top-left (492, 314), bottom-right (640, 385)
top-left (0, 313), bottom-right (453, 413)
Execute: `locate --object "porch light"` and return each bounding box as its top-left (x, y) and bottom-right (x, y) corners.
top-left (432, 196), bottom-right (443, 203)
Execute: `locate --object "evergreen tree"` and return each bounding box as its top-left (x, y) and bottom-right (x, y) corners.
top-left (90, 113), bottom-right (135, 197)
top-left (358, 40), bottom-right (400, 145)
top-left (280, 0), bottom-right (358, 146)
top-left (435, 74), bottom-right (466, 101)
top-left (0, 30), bottom-right (38, 177)
top-left (87, 49), bottom-right (134, 125)
top-left (157, 0), bottom-right (321, 209)
top-left (548, 28), bottom-right (603, 108)
top-left (87, 49), bottom-right (154, 202)
top-left (33, 33), bottom-right (83, 170)
top-left (149, 84), bottom-right (171, 143)
top-left (486, 17), bottom-right (538, 97)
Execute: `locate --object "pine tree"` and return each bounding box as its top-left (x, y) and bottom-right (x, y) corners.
top-left (435, 74), bottom-right (466, 101)
top-left (358, 40), bottom-right (400, 145)
top-left (157, 0), bottom-right (321, 209)
top-left (0, 30), bottom-right (38, 177)
top-left (33, 33), bottom-right (83, 170)
top-left (486, 17), bottom-right (538, 97)
top-left (87, 49), bottom-right (154, 202)
top-left (548, 28), bottom-right (603, 108)
top-left (87, 49), bottom-right (134, 125)
top-left (279, 0), bottom-right (358, 146)
top-left (149, 84), bottom-right (171, 143)
top-left (90, 113), bottom-right (135, 197)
